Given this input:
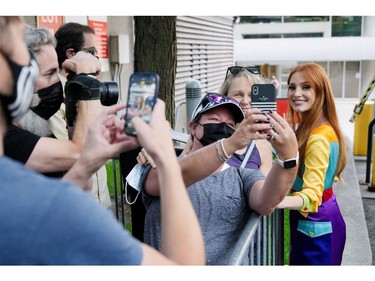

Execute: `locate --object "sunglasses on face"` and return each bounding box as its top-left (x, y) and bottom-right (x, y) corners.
top-left (225, 66), bottom-right (260, 80)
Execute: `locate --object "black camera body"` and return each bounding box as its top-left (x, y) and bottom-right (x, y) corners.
top-left (65, 73), bottom-right (119, 126)
top-left (66, 72), bottom-right (119, 106)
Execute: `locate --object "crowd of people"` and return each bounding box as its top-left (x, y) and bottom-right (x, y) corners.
top-left (0, 16), bottom-right (347, 266)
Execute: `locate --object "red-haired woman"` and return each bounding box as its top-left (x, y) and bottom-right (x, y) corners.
top-left (277, 63), bottom-right (348, 265)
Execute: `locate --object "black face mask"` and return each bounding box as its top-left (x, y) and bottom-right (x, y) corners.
top-left (0, 50), bottom-right (39, 124)
top-left (30, 81), bottom-right (63, 120)
top-left (197, 122), bottom-right (235, 146)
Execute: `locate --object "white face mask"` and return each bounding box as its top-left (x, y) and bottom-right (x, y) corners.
top-left (124, 164), bottom-right (145, 204)
top-left (0, 51), bottom-right (39, 124)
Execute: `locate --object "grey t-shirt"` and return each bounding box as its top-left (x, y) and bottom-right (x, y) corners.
top-left (142, 165), bottom-right (265, 265)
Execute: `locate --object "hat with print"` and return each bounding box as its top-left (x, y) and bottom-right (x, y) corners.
top-left (191, 93), bottom-right (244, 124)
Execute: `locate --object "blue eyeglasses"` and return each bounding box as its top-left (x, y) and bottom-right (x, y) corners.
top-left (225, 66), bottom-right (260, 80)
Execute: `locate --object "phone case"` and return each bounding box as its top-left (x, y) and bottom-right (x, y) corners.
top-left (251, 84), bottom-right (276, 113)
top-left (124, 72), bottom-right (159, 136)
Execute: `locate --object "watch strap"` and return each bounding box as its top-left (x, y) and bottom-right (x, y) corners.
top-left (276, 152), bottom-right (299, 169)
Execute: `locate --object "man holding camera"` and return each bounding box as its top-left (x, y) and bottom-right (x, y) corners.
top-left (4, 25), bottom-right (104, 191)
top-left (53, 22), bottom-right (115, 208)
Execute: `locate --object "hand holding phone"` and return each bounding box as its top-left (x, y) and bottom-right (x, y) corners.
top-left (124, 72), bottom-right (159, 136)
top-left (251, 84), bottom-right (276, 113)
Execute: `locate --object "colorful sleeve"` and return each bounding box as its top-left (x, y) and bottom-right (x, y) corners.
top-left (292, 134), bottom-right (330, 216)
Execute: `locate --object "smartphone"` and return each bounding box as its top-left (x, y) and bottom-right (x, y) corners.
top-left (251, 84), bottom-right (277, 113)
top-left (124, 72), bottom-right (159, 136)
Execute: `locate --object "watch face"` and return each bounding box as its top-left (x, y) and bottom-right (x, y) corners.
top-left (284, 160), bottom-right (297, 169)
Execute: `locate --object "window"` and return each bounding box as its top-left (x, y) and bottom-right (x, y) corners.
top-left (329, 62), bottom-right (344, 98)
top-left (284, 16), bottom-right (329, 23)
top-left (239, 16), bottom-right (281, 24)
top-left (332, 16), bottom-right (362, 37)
top-left (283, 33), bottom-right (323, 38)
top-left (280, 65), bottom-right (295, 98)
top-left (243, 33), bottom-right (323, 39)
top-left (243, 34), bottom-right (282, 39)
top-left (345, 61), bottom-right (360, 98)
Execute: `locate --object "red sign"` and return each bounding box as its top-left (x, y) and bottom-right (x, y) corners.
top-left (276, 98), bottom-right (289, 119)
top-left (37, 16), bottom-right (63, 35)
top-left (88, 20), bottom-right (109, 59)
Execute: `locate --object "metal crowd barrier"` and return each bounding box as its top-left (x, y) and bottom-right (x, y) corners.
top-left (111, 156), bottom-right (285, 266)
top-left (111, 156), bottom-right (128, 226)
top-left (228, 209), bottom-right (285, 265)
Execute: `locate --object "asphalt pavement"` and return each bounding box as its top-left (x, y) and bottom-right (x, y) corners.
top-left (337, 138), bottom-right (374, 265)
top-left (353, 154), bottom-right (375, 265)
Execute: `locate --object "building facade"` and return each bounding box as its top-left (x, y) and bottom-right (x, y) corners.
top-left (24, 15), bottom-right (369, 141)
top-left (234, 16), bottom-right (375, 143)
top-left (24, 16), bottom-right (235, 133)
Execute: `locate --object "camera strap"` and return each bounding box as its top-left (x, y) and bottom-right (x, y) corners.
top-left (65, 74), bottom-right (101, 126)
top-left (65, 74), bottom-right (101, 101)
top-left (240, 140), bottom-right (256, 169)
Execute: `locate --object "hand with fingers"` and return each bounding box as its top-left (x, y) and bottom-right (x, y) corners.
top-left (136, 148), bottom-right (156, 168)
top-left (62, 51), bottom-right (101, 76)
top-left (132, 99), bottom-right (178, 168)
top-left (228, 108), bottom-right (274, 149)
top-left (265, 111), bottom-right (298, 160)
top-left (63, 103), bottom-right (140, 188)
top-left (79, 104), bottom-right (140, 166)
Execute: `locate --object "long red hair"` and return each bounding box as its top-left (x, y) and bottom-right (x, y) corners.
top-left (286, 63), bottom-right (347, 181)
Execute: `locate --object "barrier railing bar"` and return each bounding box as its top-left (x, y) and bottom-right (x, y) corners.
top-left (227, 212), bottom-right (262, 265)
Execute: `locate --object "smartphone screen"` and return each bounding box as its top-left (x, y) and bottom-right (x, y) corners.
top-left (124, 72), bottom-right (159, 136)
top-left (251, 84), bottom-right (277, 113)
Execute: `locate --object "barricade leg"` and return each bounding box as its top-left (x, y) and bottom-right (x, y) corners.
top-left (369, 134), bottom-right (375, 192)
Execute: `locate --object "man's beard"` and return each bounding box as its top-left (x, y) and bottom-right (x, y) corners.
top-left (16, 94), bottom-right (54, 137)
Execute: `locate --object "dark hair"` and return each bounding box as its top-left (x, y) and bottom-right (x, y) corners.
top-left (54, 22), bottom-right (95, 68)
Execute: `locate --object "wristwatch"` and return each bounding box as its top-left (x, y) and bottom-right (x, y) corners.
top-left (276, 152), bottom-right (299, 169)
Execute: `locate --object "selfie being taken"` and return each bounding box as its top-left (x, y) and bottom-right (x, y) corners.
top-left (0, 6), bottom-right (374, 280)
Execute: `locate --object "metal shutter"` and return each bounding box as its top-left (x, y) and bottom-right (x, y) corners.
top-left (175, 16), bottom-right (234, 104)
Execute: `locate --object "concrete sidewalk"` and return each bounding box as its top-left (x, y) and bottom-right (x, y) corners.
top-left (335, 137), bottom-right (373, 265)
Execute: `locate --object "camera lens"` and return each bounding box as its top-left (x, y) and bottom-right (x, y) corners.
top-left (100, 81), bottom-right (119, 106)
top-left (253, 86), bottom-right (258, 95)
